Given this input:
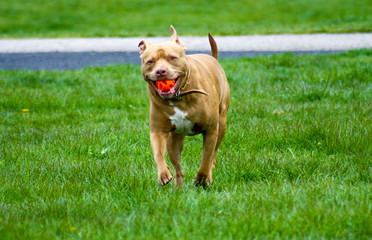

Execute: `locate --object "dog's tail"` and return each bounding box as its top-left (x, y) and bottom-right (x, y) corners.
top-left (208, 33), bottom-right (218, 60)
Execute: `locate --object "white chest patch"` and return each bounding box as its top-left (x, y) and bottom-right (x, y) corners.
top-left (169, 107), bottom-right (194, 135)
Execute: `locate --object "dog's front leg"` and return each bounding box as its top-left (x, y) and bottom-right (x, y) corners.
top-left (150, 130), bottom-right (172, 185)
top-left (194, 127), bottom-right (219, 187)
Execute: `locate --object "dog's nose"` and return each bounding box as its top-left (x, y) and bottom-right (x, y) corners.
top-left (155, 68), bottom-right (168, 76)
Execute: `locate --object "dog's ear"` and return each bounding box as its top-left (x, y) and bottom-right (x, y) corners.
top-left (170, 25), bottom-right (186, 49)
top-left (138, 40), bottom-right (151, 56)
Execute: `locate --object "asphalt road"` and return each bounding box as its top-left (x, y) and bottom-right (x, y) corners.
top-left (0, 33), bottom-right (371, 70)
top-left (0, 50), bottom-right (346, 71)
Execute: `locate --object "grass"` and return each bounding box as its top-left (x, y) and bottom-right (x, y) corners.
top-left (0, 0), bottom-right (371, 38)
top-left (0, 50), bottom-right (371, 239)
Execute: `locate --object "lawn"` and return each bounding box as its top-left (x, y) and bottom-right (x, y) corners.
top-left (0, 0), bottom-right (371, 38)
top-left (0, 50), bottom-right (371, 239)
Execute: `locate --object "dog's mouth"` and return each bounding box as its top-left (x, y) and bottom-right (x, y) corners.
top-left (150, 76), bottom-right (181, 98)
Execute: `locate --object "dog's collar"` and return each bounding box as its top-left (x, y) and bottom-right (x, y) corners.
top-left (173, 60), bottom-right (209, 100)
top-left (174, 89), bottom-right (209, 100)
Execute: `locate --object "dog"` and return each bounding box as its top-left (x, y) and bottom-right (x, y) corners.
top-left (138, 26), bottom-right (230, 187)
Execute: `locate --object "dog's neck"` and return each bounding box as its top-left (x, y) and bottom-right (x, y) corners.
top-left (173, 61), bottom-right (209, 100)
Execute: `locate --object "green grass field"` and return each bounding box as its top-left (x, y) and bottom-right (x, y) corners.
top-left (1, 0), bottom-right (371, 38)
top-left (0, 50), bottom-right (371, 239)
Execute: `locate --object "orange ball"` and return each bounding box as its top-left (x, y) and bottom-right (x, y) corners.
top-left (156, 79), bottom-right (175, 92)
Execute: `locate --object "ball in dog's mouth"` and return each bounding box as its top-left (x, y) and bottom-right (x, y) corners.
top-left (156, 79), bottom-right (175, 92)
top-left (152, 76), bottom-right (181, 97)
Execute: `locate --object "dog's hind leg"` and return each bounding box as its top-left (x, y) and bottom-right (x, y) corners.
top-left (211, 115), bottom-right (227, 171)
top-left (211, 94), bottom-right (230, 171)
top-left (167, 132), bottom-right (185, 186)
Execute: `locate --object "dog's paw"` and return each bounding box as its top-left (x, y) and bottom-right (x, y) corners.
top-left (174, 172), bottom-right (184, 187)
top-left (193, 172), bottom-right (212, 187)
top-left (158, 168), bottom-right (173, 186)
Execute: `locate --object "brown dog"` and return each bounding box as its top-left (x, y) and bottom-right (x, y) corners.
top-left (138, 26), bottom-right (230, 187)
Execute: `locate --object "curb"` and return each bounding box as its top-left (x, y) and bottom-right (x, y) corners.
top-left (1, 33), bottom-right (371, 53)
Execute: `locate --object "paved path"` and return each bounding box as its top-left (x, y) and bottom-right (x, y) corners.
top-left (1, 33), bottom-right (371, 70)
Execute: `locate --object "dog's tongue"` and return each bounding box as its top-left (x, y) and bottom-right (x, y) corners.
top-left (156, 79), bottom-right (175, 92)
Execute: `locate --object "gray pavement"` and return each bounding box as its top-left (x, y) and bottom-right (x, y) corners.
top-left (0, 33), bottom-right (371, 70)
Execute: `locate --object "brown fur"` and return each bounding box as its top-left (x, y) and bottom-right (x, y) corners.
top-left (139, 26), bottom-right (230, 187)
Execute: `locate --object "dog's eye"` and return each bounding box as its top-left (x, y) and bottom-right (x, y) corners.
top-left (146, 60), bottom-right (154, 64)
top-left (170, 56), bottom-right (177, 60)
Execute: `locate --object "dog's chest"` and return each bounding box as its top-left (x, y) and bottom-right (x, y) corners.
top-left (169, 107), bottom-right (194, 135)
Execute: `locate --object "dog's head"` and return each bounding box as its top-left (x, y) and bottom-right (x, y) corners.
top-left (139, 26), bottom-right (189, 99)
